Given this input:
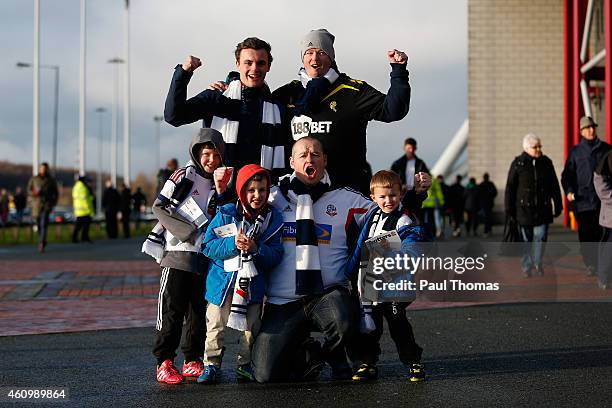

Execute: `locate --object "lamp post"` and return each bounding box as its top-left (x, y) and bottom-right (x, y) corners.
top-left (95, 107), bottom-right (107, 217)
top-left (123, 0), bottom-right (131, 187)
top-left (32, 0), bottom-right (40, 176)
top-left (16, 62), bottom-right (60, 175)
top-left (107, 57), bottom-right (124, 188)
top-left (153, 115), bottom-right (163, 171)
top-left (79, 0), bottom-right (87, 176)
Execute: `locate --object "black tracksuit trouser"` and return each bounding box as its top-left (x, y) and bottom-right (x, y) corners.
top-left (152, 267), bottom-right (207, 365)
top-left (347, 302), bottom-right (423, 366)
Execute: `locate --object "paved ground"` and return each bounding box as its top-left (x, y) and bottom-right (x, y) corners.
top-left (0, 225), bottom-right (611, 406)
top-left (1, 303), bottom-right (611, 407)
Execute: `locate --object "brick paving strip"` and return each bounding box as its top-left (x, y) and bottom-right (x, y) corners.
top-left (0, 256), bottom-right (611, 336)
top-left (0, 260), bottom-right (161, 336)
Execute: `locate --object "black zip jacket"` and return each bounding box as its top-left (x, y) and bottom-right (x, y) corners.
top-left (390, 155), bottom-right (430, 186)
top-left (273, 64), bottom-right (411, 192)
top-left (505, 152), bottom-right (563, 226)
top-left (561, 137), bottom-right (611, 213)
top-left (164, 65), bottom-right (290, 176)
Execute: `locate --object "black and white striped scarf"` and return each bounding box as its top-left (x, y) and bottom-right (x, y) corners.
top-left (210, 80), bottom-right (285, 176)
top-left (280, 172), bottom-right (330, 295)
top-left (292, 68), bottom-right (340, 117)
top-left (141, 165), bottom-right (200, 263)
top-left (358, 210), bottom-right (383, 333)
top-left (226, 205), bottom-right (271, 331)
top-left (358, 209), bottom-right (407, 333)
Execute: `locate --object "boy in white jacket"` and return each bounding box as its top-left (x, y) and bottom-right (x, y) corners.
top-left (150, 128), bottom-right (230, 384)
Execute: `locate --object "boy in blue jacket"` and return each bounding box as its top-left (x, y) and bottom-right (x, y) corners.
top-left (346, 170), bottom-right (430, 383)
top-left (199, 164), bottom-right (284, 383)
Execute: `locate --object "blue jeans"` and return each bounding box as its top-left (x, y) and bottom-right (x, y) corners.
top-left (251, 286), bottom-right (357, 383)
top-left (37, 208), bottom-right (51, 245)
top-left (520, 224), bottom-right (549, 272)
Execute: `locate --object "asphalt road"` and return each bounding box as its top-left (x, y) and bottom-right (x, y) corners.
top-left (1, 302), bottom-right (611, 407)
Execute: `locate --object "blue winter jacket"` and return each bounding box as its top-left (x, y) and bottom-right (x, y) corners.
top-left (345, 207), bottom-right (431, 280)
top-left (202, 203), bottom-right (284, 307)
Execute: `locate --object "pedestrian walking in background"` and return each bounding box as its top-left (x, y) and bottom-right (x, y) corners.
top-left (478, 173), bottom-right (498, 237)
top-left (391, 137), bottom-right (430, 217)
top-left (561, 116), bottom-right (611, 276)
top-left (119, 184), bottom-right (132, 239)
top-left (464, 177), bottom-right (480, 236)
top-left (72, 176), bottom-right (95, 244)
top-left (102, 180), bottom-right (121, 239)
top-left (436, 175), bottom-right (450, 239)
top-left (157, 159), bottom-right (178, 194)
top-left (132, 187), bottom-right (147, 230)
top-left (421, 176), bottom-right (444, 239)
top-left (0, 189), bottom-right (9, 226)
top-left (505, 133), bottom-right (563, 277)
top-left (593, 150), bottom-right (612, 290)
top-left (27, 162), bottom-right (59, 253)
top-left (447, 175), bottom-right (465, 237)
top-left (13, 186), bottom-right (27, 225)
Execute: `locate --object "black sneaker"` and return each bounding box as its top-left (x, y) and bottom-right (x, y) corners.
top-left (299, 338), bottom-right (325, 381)
top-left (351, 363), bottom-right (378, 382)
top-left (409, 363), bottom-right (426, 382)
top-left (301, 359), bottom-right (325, 381)
top-left (330, 362), bottom-right (353, 381)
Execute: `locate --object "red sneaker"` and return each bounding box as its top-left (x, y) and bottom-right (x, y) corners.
top-left (156, 359), bottom-right (184, 384)
top-left (182, 359), bottom-right (205, 378)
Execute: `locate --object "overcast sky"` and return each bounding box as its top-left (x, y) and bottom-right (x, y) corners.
top-left (0, 0), bottom-right (467, 180)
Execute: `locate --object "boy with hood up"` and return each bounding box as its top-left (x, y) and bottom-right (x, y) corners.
top-left (150, 128), bottom-right (230, 385)
top-left (198, 164), bottom-right (284, 383)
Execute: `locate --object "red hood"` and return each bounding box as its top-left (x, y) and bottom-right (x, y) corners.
top-left (235, 164), bottom-right (271, 216)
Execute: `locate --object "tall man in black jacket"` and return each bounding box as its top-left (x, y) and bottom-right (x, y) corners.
top-left (390, 138), bottom-right (430, 189)
top-left (561, 116), bottom-right (611, 275)
top-left (390, 137), bottom-right (430, 217)
top-left (273, 29), bottom-right (413, 195)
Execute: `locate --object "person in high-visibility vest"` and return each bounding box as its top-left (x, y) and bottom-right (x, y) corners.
top-left (421, 176), bottom-right (444, 238)
top-left (72, 176), bottom-right (95, 243)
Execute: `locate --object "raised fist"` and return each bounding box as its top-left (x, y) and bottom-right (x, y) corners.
top-left (414, 172), bottom-right (432, 194)
top-left (182, 55), bottom-right (202, 73)
top-left (387, 49), bottom-right (408, 65)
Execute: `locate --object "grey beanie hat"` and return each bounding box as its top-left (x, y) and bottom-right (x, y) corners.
top-left (300, 29), bottom-right (335, 61)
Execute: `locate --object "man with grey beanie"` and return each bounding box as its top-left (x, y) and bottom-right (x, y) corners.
top-left (273, 28), bottom-right (412, 195)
